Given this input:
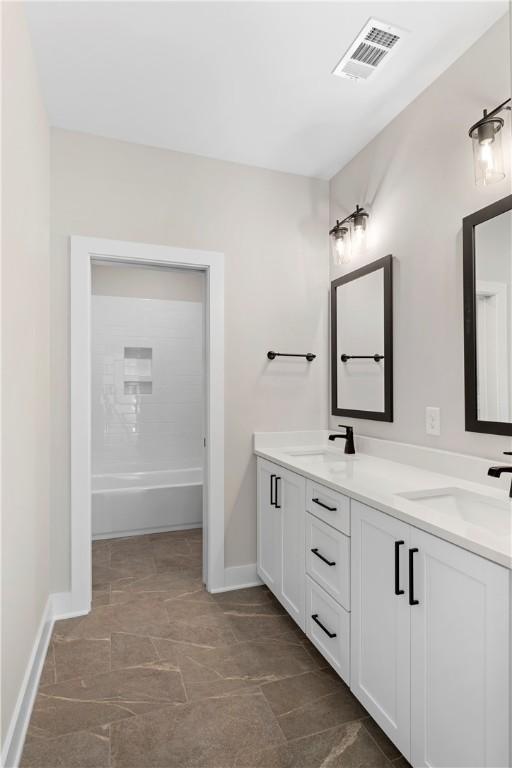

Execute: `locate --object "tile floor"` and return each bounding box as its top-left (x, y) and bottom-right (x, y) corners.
top-left (22, 529), bottom-right (410, 767)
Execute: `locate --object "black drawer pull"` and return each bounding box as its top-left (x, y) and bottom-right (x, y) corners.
top-left (394, 540), bottom-right (404, 595)
top-left (311, 548), bottom-right (336, 567)
top-left (275, 476), bottom-right (281, 509)
top-left (270, 474), bottom-right (276, 507)
top-left (312, 497), bottom-right (337, 512)
top-left (311, 614), bottom-right (337, 639)
top-left (409, 548), bottom-right (419, 606)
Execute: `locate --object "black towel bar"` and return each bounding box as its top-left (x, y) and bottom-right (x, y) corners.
top-left (267, 351), bottom-right (316, 361)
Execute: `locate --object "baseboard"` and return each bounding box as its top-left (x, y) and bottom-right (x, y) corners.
top-left (51, 591), bottom-right (90, 621)
top-left (1, 598), bottom-right (54, 768)
top-left (1, 591), bottom-right (91, 768)
top-left (210, 564), bottom-right (262, 593)
top-left (92, 523), bottom-right (202, 541)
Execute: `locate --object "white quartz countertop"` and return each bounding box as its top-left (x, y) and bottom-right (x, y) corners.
top-left (254, 432), bottom-right (512, 570)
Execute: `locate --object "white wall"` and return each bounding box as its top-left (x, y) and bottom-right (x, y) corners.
top-left (1, 1), bottom-right (51, 751)
top-left (91, 293), bottom-right (204, 475)
top-left (50, 131), bottom-right (329, 587)
top-left (329, 15), bottom-right (512, 458)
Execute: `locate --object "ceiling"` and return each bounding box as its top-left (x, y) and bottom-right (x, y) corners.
top-left (26, 1), bottom-right (507, 179)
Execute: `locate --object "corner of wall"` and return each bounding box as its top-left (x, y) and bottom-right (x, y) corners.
top-left (1, 1), bottom-right (52, 760)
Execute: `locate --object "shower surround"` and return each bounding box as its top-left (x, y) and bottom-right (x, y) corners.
top-left (91, 294), bottom-right (203, 537)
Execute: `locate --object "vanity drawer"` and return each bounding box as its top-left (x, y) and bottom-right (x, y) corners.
top-left (306, 480), bottom-right (350, 535)
top-left (306, 513), bottom-right (350, 610)
top-left (306, 575), bottom-right (350, 684)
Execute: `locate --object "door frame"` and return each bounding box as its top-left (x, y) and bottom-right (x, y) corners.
top-left (70, 236), bottom-right (225, 614)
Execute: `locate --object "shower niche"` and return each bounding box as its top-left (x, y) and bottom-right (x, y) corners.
top-left (124, 346), bottom-right (153, 395)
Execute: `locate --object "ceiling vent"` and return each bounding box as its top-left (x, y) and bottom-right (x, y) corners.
top-left (332, 19), bottom-right (406, 81)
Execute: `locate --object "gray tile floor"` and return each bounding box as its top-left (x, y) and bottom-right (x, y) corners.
top-left (22, 530), bottom-right (410, 767)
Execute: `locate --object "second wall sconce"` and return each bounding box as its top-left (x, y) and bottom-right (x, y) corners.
top-left (469, 98), bottom-right (510, 187)
top-left (329, 204), bottom-right (369, 264)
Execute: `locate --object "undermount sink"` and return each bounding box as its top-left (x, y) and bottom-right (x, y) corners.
top-left (284, 448), bottom-right (357, 466)
top-left (397, 487), bottom-right (511, 538)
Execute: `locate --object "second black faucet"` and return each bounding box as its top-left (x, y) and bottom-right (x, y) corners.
top-left (488, 451), bottom-right (512, 498)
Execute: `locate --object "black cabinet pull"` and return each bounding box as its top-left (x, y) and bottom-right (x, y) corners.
top-left (311, 548), bottom-right (336, 567)
top-left (394, 540), bottom-right (405, 595)
top-left (275, 476), bottom-right (281, 509)
top-left (270, 474), bottom-right (276, 507)
top-left (312, 497), bottom-right (337, 512)
top-left (311, 614), bottom-right (337, 638)
top-left (409, 548), bottom-right (419, 605)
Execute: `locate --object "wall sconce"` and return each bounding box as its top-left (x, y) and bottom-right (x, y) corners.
top-left (329, 205), bottom-right (369, 264)
top-left (469, 98), bottom-right (510, 187)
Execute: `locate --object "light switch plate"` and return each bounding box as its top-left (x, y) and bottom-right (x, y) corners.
top-left (425, 406), bottom-right (441, 436)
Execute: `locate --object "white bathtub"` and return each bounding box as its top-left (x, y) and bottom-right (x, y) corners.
top-left (91, 468), bottom-right (202, 539)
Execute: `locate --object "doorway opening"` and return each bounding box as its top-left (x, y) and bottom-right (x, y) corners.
top-left (91, 262), bottom-right (205, 591)
top-left (70, 237), bottom-right (225, 616)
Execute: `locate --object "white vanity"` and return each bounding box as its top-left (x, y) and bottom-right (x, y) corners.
top-left (255, 431), bottom-right (511, 768)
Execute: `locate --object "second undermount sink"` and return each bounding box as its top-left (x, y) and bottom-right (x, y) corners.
top-left (397, 487), bottom-right (511, 538)
top-left (284, 447), bottom-right (357, 467)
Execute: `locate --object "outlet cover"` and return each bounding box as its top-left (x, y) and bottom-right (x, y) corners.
top-left (425, 406), bottom-right (441, 436)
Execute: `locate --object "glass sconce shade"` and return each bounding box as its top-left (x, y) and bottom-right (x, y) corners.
top-left (470, 116), bottom-right (505, 186)
top-left (351, 207), bottom-right (369, 252)
top-left (332, 225), bottom-right (351, 264)
top-left (353, 210), bottom-right (368, 233)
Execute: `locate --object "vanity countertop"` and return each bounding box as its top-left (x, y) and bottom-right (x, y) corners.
top-left (254, 432), bottom-right (512, 570)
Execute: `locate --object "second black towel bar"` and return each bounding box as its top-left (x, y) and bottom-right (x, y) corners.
top-left (341, 353), bottom-right (384, 363)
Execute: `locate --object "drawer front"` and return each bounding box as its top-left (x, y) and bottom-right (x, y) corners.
top-left (306, 513), bottom-right (350, 610)
top-left (306, 576), bottom-right (350, 684)
top-left (306, 480), bottom-right (350, 535)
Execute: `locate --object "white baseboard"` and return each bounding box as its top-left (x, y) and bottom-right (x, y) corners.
top-left (210, 564), bottom-right (262, 593)
top-left (1, 592), bottom-right (90, 768)
top-left (51, 591), bottom-right (90, 622)
top-left (92, 523), bottom-right (202, 541)
top-left (1, 598), bottom-right (54, 768)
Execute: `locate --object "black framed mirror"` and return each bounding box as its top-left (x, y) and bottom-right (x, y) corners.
top-left (331, 255), bottom-right (393, 421)
top-left (463, 194), bottom-right (512, 436)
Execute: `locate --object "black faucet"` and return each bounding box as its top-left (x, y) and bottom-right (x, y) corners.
top-left (488, 452), bottom-right (512, 498)
top-left (328, 425), bottom-right (355, 455)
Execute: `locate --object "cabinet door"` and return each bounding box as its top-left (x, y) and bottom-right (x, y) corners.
top-left (410, 528), bottom-right (510, 768)
top-left (351, 501), bottom-right (411, 760)
top-left (278, 468), bottom-right (306, 630)
top-left (256, 459), bottom-right (280, 595)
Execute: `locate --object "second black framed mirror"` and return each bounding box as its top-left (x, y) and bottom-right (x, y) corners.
top-left (463, 194), bottom-right (512, 436)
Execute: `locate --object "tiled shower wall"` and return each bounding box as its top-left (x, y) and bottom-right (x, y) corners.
top-left (91, 295), bottom-right (203, 475)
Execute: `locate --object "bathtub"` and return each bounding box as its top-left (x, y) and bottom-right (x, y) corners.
top-left (91, 468), bottom-right (202, 539)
